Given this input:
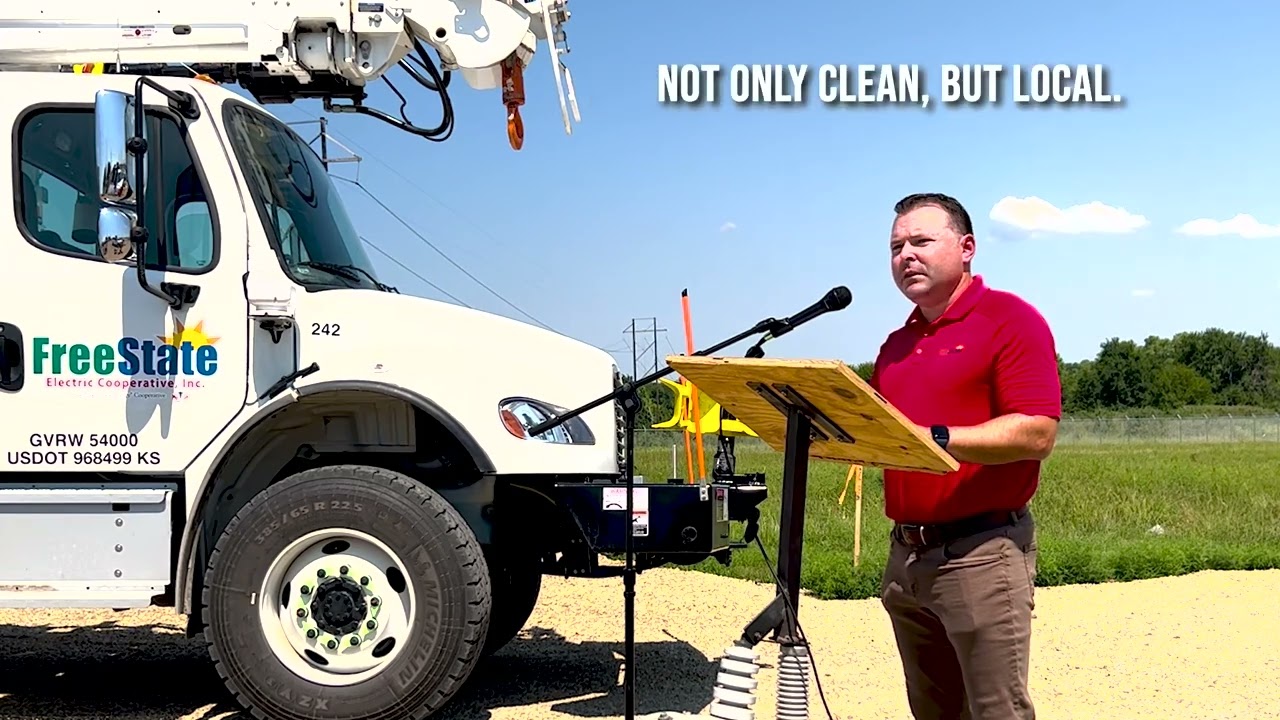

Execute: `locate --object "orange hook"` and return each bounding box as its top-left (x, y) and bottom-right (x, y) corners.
top-left (507, 108), bottom-right (524, 150)
top-left (501, 54), bottom-right (526, 151)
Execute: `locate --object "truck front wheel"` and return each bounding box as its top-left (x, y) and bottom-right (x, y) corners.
top-left (201, 464), bottom-right (491, 720)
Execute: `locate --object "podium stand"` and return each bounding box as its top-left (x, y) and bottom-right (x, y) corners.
top-left (664, 355), bottom-right (958, 647)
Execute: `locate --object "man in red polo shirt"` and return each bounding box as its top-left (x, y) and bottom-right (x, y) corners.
top-left (870, 193), bottom-right (1061, 720)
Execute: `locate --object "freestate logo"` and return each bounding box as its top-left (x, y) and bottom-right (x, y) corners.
top-left (33, 319), bottom-right (220, 389)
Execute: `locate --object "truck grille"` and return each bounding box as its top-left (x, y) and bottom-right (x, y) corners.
top-left (613, 365), bottom-right (627, 471)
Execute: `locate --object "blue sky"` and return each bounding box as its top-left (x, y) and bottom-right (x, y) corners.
top-left (257, 1), bottom-right (1277, 372)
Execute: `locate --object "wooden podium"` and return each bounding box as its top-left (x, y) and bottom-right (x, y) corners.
top-left (665, 355), bottom-right (959, 643)
top-left (666, 355), bottom-right (959, 473)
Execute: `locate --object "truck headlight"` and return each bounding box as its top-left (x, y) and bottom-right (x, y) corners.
top-left (498, 398), bottom-right (596, 444)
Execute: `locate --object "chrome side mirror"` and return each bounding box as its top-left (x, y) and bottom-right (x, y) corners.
top-left (94, 89), bottom-right (139, 262)
top-left (97, 207), bottom-right (136, 262)
top-left (94, 89), bottom-right (137, 206)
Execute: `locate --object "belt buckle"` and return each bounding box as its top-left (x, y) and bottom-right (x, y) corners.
top-left (914, 524), bottom-right (931, 546)
top-left (899, 523), bottom-right (930, 547)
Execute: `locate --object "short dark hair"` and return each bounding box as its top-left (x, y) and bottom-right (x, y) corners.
top-left (893, 193), bottom-right (973, 236)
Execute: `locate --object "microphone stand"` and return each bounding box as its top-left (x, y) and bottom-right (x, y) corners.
top-left (712, 332), bottom-right (767, 479)
top-left (526, 296), bottom-right (845, 720)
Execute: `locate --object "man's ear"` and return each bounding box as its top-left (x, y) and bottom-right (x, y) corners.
top-left (960, 233), bottom-right (976, 262)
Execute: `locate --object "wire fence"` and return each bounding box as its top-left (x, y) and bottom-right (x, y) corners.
top-left (1055, 414), bottom-right (1280, 444)
top-left (629, 414), bottom-right (1280, 450)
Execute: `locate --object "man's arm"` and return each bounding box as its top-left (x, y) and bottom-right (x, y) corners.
top-left (925, 414), bottom-right (1058, 464)
top-left (925, 304), bottom-right (1063, 465)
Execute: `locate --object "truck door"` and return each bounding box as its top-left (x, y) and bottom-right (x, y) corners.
top-left (0, 82), bottom-right (249, 474)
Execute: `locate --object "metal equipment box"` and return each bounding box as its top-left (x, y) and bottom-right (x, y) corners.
top-left (553, 480), bottom-right (747, 556)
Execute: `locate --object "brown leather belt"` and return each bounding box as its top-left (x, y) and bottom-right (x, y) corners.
top-left (893, 506), bottom-right (1029, 548)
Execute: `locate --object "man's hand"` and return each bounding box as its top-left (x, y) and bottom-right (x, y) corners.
top-left (917, 414), bottom-right (1058, 465)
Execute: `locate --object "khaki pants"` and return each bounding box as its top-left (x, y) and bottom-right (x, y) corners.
top-left (880, 509), bottom-right (1038, 720)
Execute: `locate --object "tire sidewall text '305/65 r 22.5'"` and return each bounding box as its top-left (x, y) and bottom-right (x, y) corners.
top-left (201, 464), bottom-right (492, 720)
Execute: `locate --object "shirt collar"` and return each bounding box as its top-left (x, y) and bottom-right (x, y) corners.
top-left (904, 274), bottom-right (988, 328)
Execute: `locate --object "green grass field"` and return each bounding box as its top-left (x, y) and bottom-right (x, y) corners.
top-left (632, 441), bottom-right (1280, 600)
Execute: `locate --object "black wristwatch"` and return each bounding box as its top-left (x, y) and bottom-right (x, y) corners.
top-left (930, 425), bottom-right (950, 450)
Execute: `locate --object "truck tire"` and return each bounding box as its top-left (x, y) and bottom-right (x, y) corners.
top-left (201, 464), bottom-right (491, 720)
top-left (481, 543), bottom-right (542, 657)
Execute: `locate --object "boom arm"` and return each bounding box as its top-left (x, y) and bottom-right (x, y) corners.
top-left (0, 0), bottom-right (581, 149)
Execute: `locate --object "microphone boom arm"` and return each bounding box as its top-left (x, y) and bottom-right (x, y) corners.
top-left (525, 317), bottom-right (773, 437)
top-left (526, 285), bottom-right (852, 438)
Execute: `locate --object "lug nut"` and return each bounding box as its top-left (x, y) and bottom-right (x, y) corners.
top-left (307, 629), bottom-right (317, 639)
top-left (350, 636), bottom-right (360, 646)
top-left (360, 576), bottom-right (370, 586)
top-left (366, 620), bottom-right (376, 630)
top-left (300, 585), bottom-right (310, 594)
top-left (327, 639), bottom-right (337, 649)
top-left (296, 608), bottom-right (307, 618)
top-left (317, 569), bottom-right (327, 578)
top-left (370, 597), bottom-right (380, 607)
top-left (340, 565), bottom-right (349, 575)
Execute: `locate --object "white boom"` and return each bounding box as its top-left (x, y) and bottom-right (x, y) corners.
top-left (0, 0), bottom-right (580, 148)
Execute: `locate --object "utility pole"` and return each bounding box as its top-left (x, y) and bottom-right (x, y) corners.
top-left (320, 117), bottom-right (329, 170)
top-left (287, 118), bottom-right (362, 170)
top-left (628, 319), bottom-right (637, 378)
top-left (624, 317), bottom-right (667, 378)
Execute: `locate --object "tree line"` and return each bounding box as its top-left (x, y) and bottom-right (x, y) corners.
top-left (1056, 328), bottom-right (1279, 414)
top-left (622, 327), bottom-right (1280, 428)
top-left (850, 328), bottom-right (1279, 415)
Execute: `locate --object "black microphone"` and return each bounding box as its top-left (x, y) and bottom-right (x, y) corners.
top-left (744, 286), bottom-right (853, 358)
top-left (770, 285), bottom-right (853, 340)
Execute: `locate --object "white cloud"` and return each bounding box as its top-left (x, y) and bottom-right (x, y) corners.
top-left (1174, 214), bottom-right (1280, 239)
top-left (719, 221), bottom-right (737, 232)
top-left (1131, 288), bottom-right (1155, 298)
top-left (989, 196), bottom-right (1149, 235)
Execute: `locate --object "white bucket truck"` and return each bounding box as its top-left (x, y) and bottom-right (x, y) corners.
top-left (0, 3), bottom-right (721, 719)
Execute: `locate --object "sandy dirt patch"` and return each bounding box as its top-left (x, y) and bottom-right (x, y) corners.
top-left (0, 568), bottom-right (1274, 720)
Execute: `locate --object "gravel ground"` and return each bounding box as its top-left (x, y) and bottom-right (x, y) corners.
top-left (0, 568), bottom-right (1274, 720)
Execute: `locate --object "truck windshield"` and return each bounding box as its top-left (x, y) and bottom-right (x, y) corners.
top-left (223, 102), bottom-right (386, 292)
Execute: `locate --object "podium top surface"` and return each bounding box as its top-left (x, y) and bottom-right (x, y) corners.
top-left (665, 356), bottom-right (960, 474)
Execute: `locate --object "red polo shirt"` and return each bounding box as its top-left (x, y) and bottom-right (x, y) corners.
top-left (870, 275), bottom-right (1061, 524)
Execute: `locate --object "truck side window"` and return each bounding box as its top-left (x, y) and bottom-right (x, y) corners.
top-left (16, 108), bottom-right (216, 272)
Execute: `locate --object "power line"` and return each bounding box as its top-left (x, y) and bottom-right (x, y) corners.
top-left (299, 117), bottom-right (559, 334)
top-left (288, 112), bottom-right (671, 360)
top-left (288, 107), bottom-right (513, 257)
top-left (330, 174), bottom-right (559, 333)
top-left (665, 334), bottom-right (682, 358)
top-left (361, 236), bottom-right (471, 307)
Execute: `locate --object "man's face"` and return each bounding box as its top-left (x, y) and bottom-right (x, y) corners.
top-left (889, 205), bottom-right (975, 306)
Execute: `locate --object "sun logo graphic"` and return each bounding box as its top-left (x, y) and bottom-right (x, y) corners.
top-left (158, 319), bottom-right (220, 352)
top-left (32, 318), bottom-right (222, 377)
